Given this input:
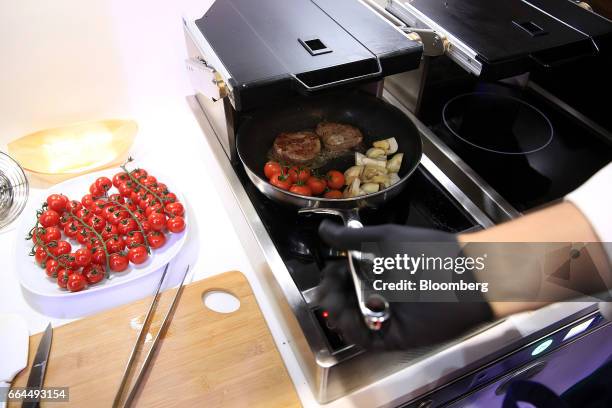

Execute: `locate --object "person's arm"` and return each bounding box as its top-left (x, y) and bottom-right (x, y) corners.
top-left (459, 201), bottom-right (610, 318)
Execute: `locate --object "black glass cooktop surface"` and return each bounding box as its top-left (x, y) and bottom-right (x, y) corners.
top-left (234, 164), bottom-right (479, 292)
top-left (422, 82), bottom-right (612, 213)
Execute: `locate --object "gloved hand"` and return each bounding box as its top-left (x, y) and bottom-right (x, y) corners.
top-left (317, 220), bottom-right (493, 351)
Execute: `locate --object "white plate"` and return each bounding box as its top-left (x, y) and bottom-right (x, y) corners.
top-left (14, 167), bottom-right (189, 317)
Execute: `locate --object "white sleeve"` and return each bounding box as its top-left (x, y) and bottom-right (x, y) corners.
top-left (565, 162), bottom-right (612, 321)
top-left (565, 162), bottom-right (612, 262)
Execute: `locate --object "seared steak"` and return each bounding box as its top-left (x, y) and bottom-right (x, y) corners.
top-left (315, 122), bottom-right (363, 151)
top-left (272, 131), bottom-right (321, 164)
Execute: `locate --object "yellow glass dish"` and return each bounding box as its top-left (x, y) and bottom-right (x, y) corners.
top-left (8, 119), bottom-right (137, 183)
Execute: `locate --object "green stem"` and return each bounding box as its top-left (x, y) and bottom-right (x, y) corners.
top-left (70, 213), bottom-right (111, 278)
top-left (107, 199), bottom-right (151, 254)
top-left (120, 162), bottom-right (174, 218)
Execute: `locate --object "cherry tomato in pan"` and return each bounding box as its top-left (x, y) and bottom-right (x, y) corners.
top-left (165, 202), bottom-right (184, 217)
top-left (306, 176), bottom-right (327, 196)
top-left (128, 246), bottom-right (148, 265)
top-left (147, 212), bottom-right (166, 231)
top-left (118, 218), bottom-right (138, 235)
top-left (39, 210), bottom-right (60, 228)
top-left (146, 231), bottom-right (166, 249)
top-left (105, 236), bottom-right (125, 254)
top-left (125, 231), bottom-right (145, 247)
top-left (326, 170), bottom-right (345, 190)
top-left (83, 264), bottom-right (105, 284)
top-left (43, 226), bottom-right (62, 243)
top-left (288, 167), bottom-right (311, 183)
top-left (46, 194), bottom-right (68, 213)
top-left (166, 216), bottom-right (186, 233)
top-left (45, 259), bottom-right (60, 278)
top-left (270, 174), bottom-right (292, 191)
top-left (108, 253), bottom-right (129, 272)
top-left (324, 190), bottom-right (343, 199)
top-left (67, 273), bottom-right (87, 292)
top-left (289, 183), bottom-right (312, 196)
top-left (94, 177), bottom-right (112, 193)
top-left (65, 199), bottom-right (82, 214)
top-left (74, 248), bottom-right (92, 267)
top-left (264, 161), bottom-right (283, 179)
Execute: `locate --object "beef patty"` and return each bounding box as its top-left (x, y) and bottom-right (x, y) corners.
top-left (272, 131), bottom-right (321, 164)
top-left (315, 122), bottom-right (363, 151)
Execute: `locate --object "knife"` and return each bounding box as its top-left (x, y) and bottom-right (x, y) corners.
top-left (21, 323), bottom-right (52, 408)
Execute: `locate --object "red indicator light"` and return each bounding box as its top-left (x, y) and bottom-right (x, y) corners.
top-left (322, 311), bottom-right (329, 318)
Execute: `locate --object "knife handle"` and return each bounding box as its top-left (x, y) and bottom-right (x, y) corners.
top-left (0, 380), bottom-right (10, 408)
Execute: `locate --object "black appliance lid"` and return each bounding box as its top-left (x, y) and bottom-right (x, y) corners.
top-left (405, 0), bottom-right (612, 78)
top-left (195, 0), bottom-right (422, 111)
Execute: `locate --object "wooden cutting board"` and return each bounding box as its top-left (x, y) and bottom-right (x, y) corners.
top-left (10, 271), bottom-right (301, 407)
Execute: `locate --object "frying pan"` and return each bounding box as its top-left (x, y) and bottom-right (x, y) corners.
top-left (236, 91), bottom-right (423, 330)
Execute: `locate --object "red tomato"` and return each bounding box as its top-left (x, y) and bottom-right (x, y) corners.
top-left (162, 192), bottom-right (177, 203)
top-left (166, 216), bottom-right (186, 233)
top-left (39, 210), bottom-right (60, 228)
top-left (76, 228), bottom-right (91, 245)
top-left (95, 177), bottom-right (112, 193)
top-left (289, 184), bottom-right (312, 196)
top-left (51, 240), bottom-right (72, 257)
top-left (145, 203), bottom-right (163, 217)
top-left (142, 175), bottom-right (157, 186)
top-left (46, 194), bottom-right (68, 213)
top-left (113, 172), bottom-right (129, 188)
top-left (324, 190), bottom-right (343, 199)
top-left (128, 246), bottom-right (148, 265)
top-left (75, 207), bottom-right (93, 222)
top-left (45, 259), bottom-right (60, 278)
top-left (58, 212), bottom-right (72, 228)
top-left (109, 253), bottom-right (129, 272)
top-left (64, 221), bottom-right (80, 239)
top-left (65, 200), bottom-right (82, 214)
top-left (140, 221), bottom-right (152, 234)
top-left (89, 183), bottom-right (104, 197)
top-left (107, 210), bottom-right (128, 226)
top-left (289, 167), bottom-right (311, 183)
top-left (74, 248), bottom-right (92, 267)
top-left (43, 226), bottom-right (62, 243)
top-left (108, 193), bottom-right (125, 204)
top-left (270, 174), bottom-right (292, 191)
top-left (85, 237), bottom-right (103, 250)
top-left (83, 264), bottom-right (105, 284)
top-left (147, 212), bottom-right (166, 231)
top-left (326, 170), bottom-right (345, 190)
top-left (306, 176), bottom-right (327, 195)
top-left (146, 231), bottom-right (166, 249)
top-left (264, 161), bottom-right (282, 179)
top-left (31, 227), bottom-right (46, 245)
top-left (165, 202), bottom-right (184, 217)
top-left (132, 169), bottom-right (148, 180)
top-left (133, 209), bottom-right (146, 223)
top-left (67, 273), bottom-right (87, 292)
top-left (125, 231), bottom-right (144, 247)
top-left (81, 194), bottom-right (96, 209)
top-left (105, 236), bottom-right (125, 254)
top-left (118, 218), bottom-right (138, 235)
top-left (88, 215), bottom-right (106, 232)
top-left (102, 205), bottom-right (118, 220)
top-left (92, 248), bottom-right (106, 265)
top-left (91, 199), bottom-right (107, 215)
top-left (101, 223), bottom-right (118, 240)
top-left (58, 253), bottom-right (77, 269)
top-left (35, 246), bottom-right (49, 264)
top-left (118, 182), bottom-right (133, 197)
top-left (57, 268), bottom-right (72, 289)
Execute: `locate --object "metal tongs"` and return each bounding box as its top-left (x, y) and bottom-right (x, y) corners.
top-left (112, 263), bottom-right (190, 408)
top-left (299, 209), bottom-right (390, 331)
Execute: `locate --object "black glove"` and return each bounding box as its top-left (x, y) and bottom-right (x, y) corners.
top-left (317, 220), bottom-right (493, 351)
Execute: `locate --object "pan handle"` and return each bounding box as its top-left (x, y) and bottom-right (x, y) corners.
top-left (299, 208), bottom-right (390, 331)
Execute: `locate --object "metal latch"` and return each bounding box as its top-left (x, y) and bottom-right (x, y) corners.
top-left (401, 27), bottom-right (447, 57)
top-left (185, 57), bottom-right (227, 101)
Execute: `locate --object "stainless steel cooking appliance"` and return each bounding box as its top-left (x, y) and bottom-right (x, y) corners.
top-left (184, 0), bottom-right (612, 405)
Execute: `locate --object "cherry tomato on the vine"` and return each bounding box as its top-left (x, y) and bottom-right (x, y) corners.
top-left (67, 273), bottom-right (87, 292)
top-left (46, 194), bottom-right (68, 213)
top-left (39, 210), bottom-right (60, 228)
top-left (146, 231), bottom-right (166, 249)
top-left (83, 264), bottom-right (105, 284)
top-left (128, 246), bottom-right (148, 265)
top-left (166, 216), bottom-right (186, 233)
top-left (109, 253), bottom-right (129, 272)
